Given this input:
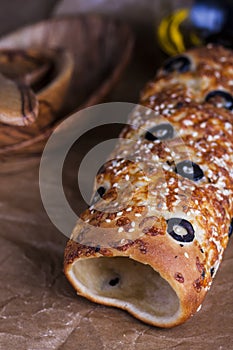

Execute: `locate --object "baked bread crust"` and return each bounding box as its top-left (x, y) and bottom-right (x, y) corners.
top-left (64, 45), bottom-right (233, 327)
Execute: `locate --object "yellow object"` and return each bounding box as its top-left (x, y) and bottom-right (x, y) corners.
top-left (158, 8), bottom-right (201, 56)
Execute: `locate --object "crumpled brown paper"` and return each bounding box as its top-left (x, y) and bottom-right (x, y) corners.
top-left (1, 0), bottom-right (233, 349)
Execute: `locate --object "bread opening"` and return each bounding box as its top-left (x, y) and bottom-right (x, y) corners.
top-left (70, 256), bottom-right (180, 323)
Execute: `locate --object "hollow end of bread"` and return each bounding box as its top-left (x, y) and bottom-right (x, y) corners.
top-left (66, 256), bottom-right (184, 327)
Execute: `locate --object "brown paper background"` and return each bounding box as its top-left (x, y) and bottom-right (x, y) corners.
top-left (0, 0), bottom-right (233, 349)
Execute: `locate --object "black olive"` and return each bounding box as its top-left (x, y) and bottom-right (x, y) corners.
top-left (97, 186), bottom-right (106, 197)
top-left (163, 55), bottom-right (191, 73)
top-left (210, 267), bottom-right (215, 277)
top-left (166, 218), bottom-right (195, 243)
top-left (91, 186), bottom-right (106, 205)
top-left (95, 245), bottom-right (101, 253)
top-left (145, 123), bottom-right (174, 141)
top-left (109, 277), bottom-right (120, 287)
top-left (228, 219), bottom-right (233, 238)
top-left (176, 102), bottom-right (184, 109)
top-left (205, 90), bottom-right (233, 111)
top-left (175, 160), bottom-right (204, 181)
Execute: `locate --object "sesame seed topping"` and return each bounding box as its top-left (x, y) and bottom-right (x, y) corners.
top-left (183, 120), bottom-right (193, 126)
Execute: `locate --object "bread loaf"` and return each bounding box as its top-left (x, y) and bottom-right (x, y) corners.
top-left (64, 45), bottom-right (233, 327)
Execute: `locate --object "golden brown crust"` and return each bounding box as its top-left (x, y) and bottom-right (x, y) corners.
top-left (64, 45), bottom-right (233, 327)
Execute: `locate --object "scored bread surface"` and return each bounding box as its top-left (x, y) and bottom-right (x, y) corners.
top-left (64, 45), bottom-right (233, 328)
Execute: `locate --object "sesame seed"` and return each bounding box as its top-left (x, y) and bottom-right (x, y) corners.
top-left (183, 120), bottom-right (193, 126)
top-left (169, 178), bottom-right (175, 185)
top-left (225, 122), bottom-right (232, 130)
top-left (162, 164), bottom-right (170, 171)
top-left (220, 56), bottom-right (227, 62)
top-left (163, 108), bottom-right (170, 115)
top-left (170, 151), bottom-right (177, 158)
top-left (146, 109), bottom-right (152, 115)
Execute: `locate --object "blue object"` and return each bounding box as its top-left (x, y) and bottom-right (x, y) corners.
top-left (190, 1), bottom-right (226, 33)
